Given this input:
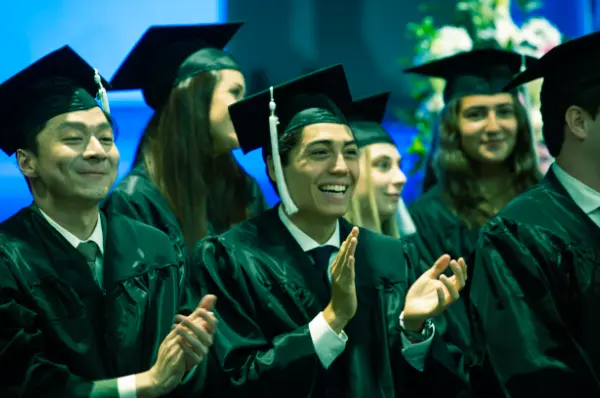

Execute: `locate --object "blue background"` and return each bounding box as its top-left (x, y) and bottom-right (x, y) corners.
top-left (0, 0), bottom-right (593, 222)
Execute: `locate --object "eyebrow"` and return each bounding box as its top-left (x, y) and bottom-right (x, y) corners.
top-left (307, 139), bottom-right (357, 147)
top-left (55, 121), bottom-right (113, 133)
top-left (372, 154), bottom-right (401, 162)
top-left (463, 102), bottom-right (514, 111)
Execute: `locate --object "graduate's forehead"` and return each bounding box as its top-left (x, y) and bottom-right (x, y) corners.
top-left (42, 108), bottom-right (111, 136)
top-left (460, 93), bottom-right (514, 109)
top-left (216, 69), bottom-right (245, 87)
top-left (298, 123), bottom-right (354, 146)
top-left (366, 142), bottom-right (400, 161)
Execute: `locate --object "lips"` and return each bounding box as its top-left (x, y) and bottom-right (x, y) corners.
top-left (78, 170), bottom-right (109, 178)
top-left (483, 139), bottom-right (506, 144)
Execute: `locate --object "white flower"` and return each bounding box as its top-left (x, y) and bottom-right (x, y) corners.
top-left (426, 92), bottom-right (445, 113)
top-left (422, 92), bottom-right (445, 114)
top-left (517, 18), bottom-right (562, 57)
top-left (493, 16), bottom-right (521, 47)
top-left (423, 26), bottom-right (473, 61)
top-left (475, 6), bottom-right (521, 48)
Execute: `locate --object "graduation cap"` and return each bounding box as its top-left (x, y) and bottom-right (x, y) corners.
top-left (345, 91), bottom-right (394, 148)
top-left (229, 64), bottom-right (353, 215)
top-left (504, 31), bottom-right (600, 94)
top-left (110, 22), bottom-right (243, 110)
top-left (0, 45), bottom-right (111, 156)
top-left (404, 49), bottom-right (537, 103)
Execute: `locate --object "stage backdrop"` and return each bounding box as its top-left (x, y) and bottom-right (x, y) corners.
top-left (0, 0), bottom-right (592, 222)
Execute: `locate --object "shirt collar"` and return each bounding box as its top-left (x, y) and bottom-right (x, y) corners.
top-left (552, 163), bottom-right (600, 214)
top-left (39, 209), bottom-right (105, 255)
top-left (277, 205), bottom-right (340, 252)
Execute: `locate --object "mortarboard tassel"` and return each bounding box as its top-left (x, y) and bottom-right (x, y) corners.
top-left (269, 86), bottom-right (299, 215)
top-left (94, 68), bottom-right (111, 115)
top-left (518, 53), bottom-right (540, 169)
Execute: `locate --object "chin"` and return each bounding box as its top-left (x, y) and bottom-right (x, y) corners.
top-left (77, 187), bottom-right (109, 203)
top-left (479, 152), bottom-right (511, 164)
top-left (317, 204), bottom-right (349, 219)
top-left (380, 206), bottom-right (397, 221)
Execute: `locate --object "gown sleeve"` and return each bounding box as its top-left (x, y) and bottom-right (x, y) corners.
top-left (195, 237), bottom-right (322, 398)
top-left (409, 199), bottom-right (474, 385)
top-left (103, 188), bottom-right (152, 224)
top-left (0, 257), bottom-right (105, 398)
top-left (391, 241), bottom-right (468, 397)
top-left (469, 219), bottom-right (600, 397)
top-left (105, 190), bottom-right (197, 316)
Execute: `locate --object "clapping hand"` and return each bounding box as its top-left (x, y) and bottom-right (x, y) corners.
top-left (402, 255), bottom-right (467, 332)
top-left (173, 294), bottom-right (218, 371)
top-left (323, 227), bottom-right (359, 334)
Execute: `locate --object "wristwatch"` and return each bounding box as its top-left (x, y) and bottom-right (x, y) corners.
top-left (399, 312), bottom-right (434, 343)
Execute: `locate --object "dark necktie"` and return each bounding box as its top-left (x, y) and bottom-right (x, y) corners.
top-left (309, 245), bottom-right (336, 282)
top-left (77, 241), bottom-right (99, 284)
top-left (307, 245), bottom-right (336, 305)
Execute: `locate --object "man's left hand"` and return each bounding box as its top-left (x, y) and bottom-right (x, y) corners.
top-left (173, 294), bottom-right (218, 371)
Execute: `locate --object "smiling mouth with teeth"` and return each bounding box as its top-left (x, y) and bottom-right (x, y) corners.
top-left (319, 184), bottom-right (349, 194)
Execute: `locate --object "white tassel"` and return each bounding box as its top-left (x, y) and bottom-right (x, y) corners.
top-left (269, 86), bottom-right (299, 215)
top-left (94, 68), bottom-right (111, 115)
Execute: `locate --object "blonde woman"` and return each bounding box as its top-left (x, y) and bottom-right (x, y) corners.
top-left (344, 92), bottom-right (416, 238)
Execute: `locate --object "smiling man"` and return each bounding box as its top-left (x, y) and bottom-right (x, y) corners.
top-left (0, 46), bottom-right (218, 398)
top-left (194, 64), bottom-right (468, 397)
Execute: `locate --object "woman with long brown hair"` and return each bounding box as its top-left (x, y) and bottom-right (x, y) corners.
top-left (103, 23), bottom-right (268, 270)
top-left (403, 48), bottom-right (541, 383)
top-left (344, 92), bottom-right (416, 238)
top-left (405, 49), bottom-right (540, 269)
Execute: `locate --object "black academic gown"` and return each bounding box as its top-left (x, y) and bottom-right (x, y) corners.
top-left (103, 163), bottom-right (269, 262)
top-left (469, 169), bottom-right (600, 397)
top-left (408, 186), bottom-right (474, 383)
top-left (194, 206), bottom-right (466, 398)
top-left (0, 206), bottom-right (207, 397)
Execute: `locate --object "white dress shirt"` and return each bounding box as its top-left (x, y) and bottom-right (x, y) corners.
top-left (552, 163), bottom-right (600, 228)
top-left (40, 209), bottom-right (104, 287)
top-left (278, 206), bottom-right (434, 371)
top-left (38, 210), bottom-right (140, 397)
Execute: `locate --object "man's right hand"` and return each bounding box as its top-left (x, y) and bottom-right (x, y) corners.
top-left (136, 327), bottom-right (186, 397)
top-left (323, 227), bottom-right (359, 334)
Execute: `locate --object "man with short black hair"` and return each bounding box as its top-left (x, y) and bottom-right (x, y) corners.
top-left (0, 46), bottom-right (217, 398)
top-left (469, 31), bottom-right (600, 396)
top-left (195, 64), bottom-right (468, 397)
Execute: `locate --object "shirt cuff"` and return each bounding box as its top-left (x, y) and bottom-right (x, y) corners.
top-left (117, 374), bottom-right (137, 398)
top-left (398, 312), bottom-right (435, 372)
top-left (309, 311), bottom-right (348, 369)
